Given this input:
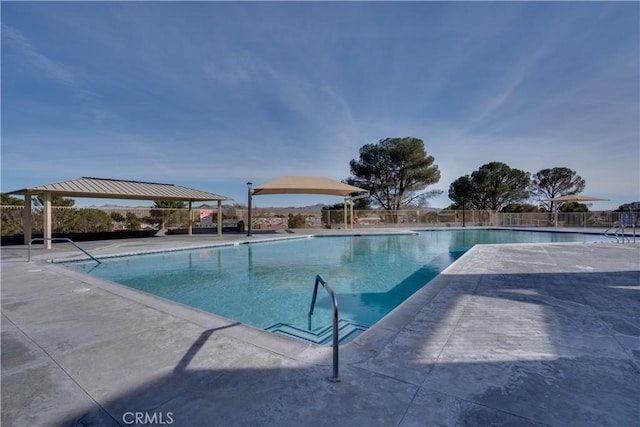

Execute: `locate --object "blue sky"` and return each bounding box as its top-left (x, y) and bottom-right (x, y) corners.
top-left (2, 2), bottom-right (638, 210)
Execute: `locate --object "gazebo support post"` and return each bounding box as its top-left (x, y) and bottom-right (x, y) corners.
top-left (23, 192), bottom-right (32, 245)
top-left (217, 200), bottom-right (222, 237)
top-left (246, 182), bottom-right (253, 237)
top-left (188, 201), bottom-right (193, 235)
top-left (343, 199), bottom-right (348, 230)
top-left (350, 201), bottom-right (354, 230)
top-left (43, 192), bottom-right (52, 249)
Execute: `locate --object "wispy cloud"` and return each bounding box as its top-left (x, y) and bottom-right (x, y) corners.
top-left (1, 2), bottom-right (637, 209)
top-left (1, 24), bottom-right (95, 99)
top-left (202, 51), bottom-right (259, 85)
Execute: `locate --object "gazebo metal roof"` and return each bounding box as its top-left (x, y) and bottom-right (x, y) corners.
top-left (8, 177), bottom-right (233, 247)
top-left (7, 177), bottom-right (232, 202)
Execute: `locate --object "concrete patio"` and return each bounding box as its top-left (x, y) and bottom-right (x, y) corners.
top-left (1, 231), bottom-right (639, 426)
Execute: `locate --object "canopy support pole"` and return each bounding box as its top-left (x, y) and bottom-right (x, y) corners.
top-left (188, 201), bottom-right (193, 235)
top-left (43, 192), bottom-right (52, 249)
top-left (23, 192), bottom-right (32, 245)
top-left (217, 200), bottom-right (223, 237)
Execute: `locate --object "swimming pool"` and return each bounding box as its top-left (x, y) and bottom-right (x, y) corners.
top-left (66, 230), bottom-right (604, 344)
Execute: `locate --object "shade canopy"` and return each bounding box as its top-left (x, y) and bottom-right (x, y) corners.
top-left (546, 194), bottom-right (610, 228)
top-left (252, 176), bottom-right (369, 197)
top-left (546, 195), bottom-right (609, 203)
top-left (8, 177), bottom-right (233, 246)
top-left (7, 177), bottom-right (232, 202)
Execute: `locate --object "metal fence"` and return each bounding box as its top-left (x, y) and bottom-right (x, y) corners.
top-left (0, 205), bottom-right (236, 236)
top-left (2, 205), bottom-right (633, 238)
top-left (322, 209), bottom-right (629, 229)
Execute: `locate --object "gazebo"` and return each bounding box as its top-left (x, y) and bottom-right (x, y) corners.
top-left (7, 177), bottom-right (233, 248)
top-left (247, 176), bottom-right (369, 234)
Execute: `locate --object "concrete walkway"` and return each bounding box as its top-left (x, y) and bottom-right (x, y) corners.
top-left (1, 232), bottom-right (639, 426)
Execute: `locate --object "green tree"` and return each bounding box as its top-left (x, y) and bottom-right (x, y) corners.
top-left (1, 193), bottom-right (24, 235)
top-left (322, 203), bottom-right (350, 226)
top-left (126, 212), bottom-right (141, 230)
top-left (530, 167), bottom-right (586, 212)
top-left (287, 213), bottom-right (306, 228)
top-left (501, 203), bottom-right (544, 213)
top-left (614, 201), bottom-right (640, 212)
top-left (347, 137), bottom-right (441, 213)
top-left (560, 202), bottom-right (589, 213)
top-left (1, 193), bottom-right (23, 206)
top-left (448, 175), bottom-right (474, 226)
top-left (75, 209), bottom-right (113, 232)
top-left (35, 196), bottom-right (77, 233)
top-left (110, 212), bottom-right (125, 222)
top-left (448, 175), bottom-right (473, 210)
top-left (449, 162), bottom-right (530, 211)
top-left (36, 195), bottom-right (75, 207)
top-left (150, 200), bottom-right (187, 228)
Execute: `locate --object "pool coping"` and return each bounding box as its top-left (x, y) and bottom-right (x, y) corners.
top-left (42, 229), bottom-right (614, 367)
top-left (44, 230), bottom-right (432, 365)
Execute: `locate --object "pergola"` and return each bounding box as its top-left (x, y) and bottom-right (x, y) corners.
top-left (247, 176), bottom-right (369, 234)
top-left (7, 177), bottom-right (233, 248)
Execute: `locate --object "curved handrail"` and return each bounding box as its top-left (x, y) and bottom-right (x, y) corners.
top-left (28, 238), bottom-right (101, 264)
top-left (604, 222), bottom-right (622, 242)
top-left (308, 274), bottom-right (340, 382)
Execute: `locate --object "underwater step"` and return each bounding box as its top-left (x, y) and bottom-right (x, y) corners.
top-left (265, 319), bottom-right (370, 345)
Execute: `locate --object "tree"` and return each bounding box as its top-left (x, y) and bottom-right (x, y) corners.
top-left (614, 201), bottom-right (640, 212)
top-left (347, 137), bottom-right (441, 213)
top-left (287, 213), bottom-right (306, 228)
top-left (110, 212), bottom-right (125, 222)
top-left (1, 193), bottom-right (24, 235)
top-left (560, 202), bottom-right (589, 213)
top-left (322, 203), bottom-right (350, 226)
top-left (126, 212), bottom-right (141, 230)
top-left (449, 162), bottom-right (530, 211)
top-left (501, 203), bottom-right (544, 213)
top-left (448, 175), bottom-right (472, 226)
top-left (35, 196), bottom-right (77, 233)
top-left (150, 200), bottom-right (187, 229)
top-left (1, 193), bottom-right (23, 206)
top-left (75, 209), bottom-right (113, 232)
top-left (530, 167), bottom-right (586, 212)
top-left (448, 176), bottom-right (471, 210)
top-left (35, 195), bottom-right (75, 207)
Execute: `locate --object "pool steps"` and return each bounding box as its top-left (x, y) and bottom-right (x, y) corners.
top-left (266, 319), bottom-right (370, 345)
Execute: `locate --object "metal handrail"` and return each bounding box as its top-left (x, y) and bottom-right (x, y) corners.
top-left (604, 222), bottom-right (631, 243)
top-left (308, 274), bottom-right (340, 382)
top-left (28, 238), bottom-right (102, 264)
top-left (604, 222), bottom-right (622, 242)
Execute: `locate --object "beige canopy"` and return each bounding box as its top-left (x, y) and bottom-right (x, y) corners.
top-left (247, 176), bottom-right (369, 233)
top-left (252, 176), bottom-right (368, 197)
top-left (547, 195), bottom-right (609, 203)
top-left (546, 194), bottom-right (609, 227)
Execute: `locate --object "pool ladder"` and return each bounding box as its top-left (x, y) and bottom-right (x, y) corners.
top-left (604, 220), bottom-right (636, 243)
top-left (28, 238), bottom-right (101, 264)
top-left (309, 274), bottom-right (340, 382)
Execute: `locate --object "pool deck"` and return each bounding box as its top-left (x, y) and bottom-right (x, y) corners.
top-left (2, 229), bottom-right (639, 426)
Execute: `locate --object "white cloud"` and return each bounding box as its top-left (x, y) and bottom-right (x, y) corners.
top-left (1, 24), bottom-right (95, 99)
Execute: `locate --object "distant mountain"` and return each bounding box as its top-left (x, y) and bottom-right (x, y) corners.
top-left (255, 204), bottom-right (326, 214)
top-left (196, 203), bottom-right (325, 214)
top-left (89, 203), bottom-right (442, 213)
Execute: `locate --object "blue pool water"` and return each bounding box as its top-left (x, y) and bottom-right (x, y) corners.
top-left (66, 230), bottom-right (604, 344)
